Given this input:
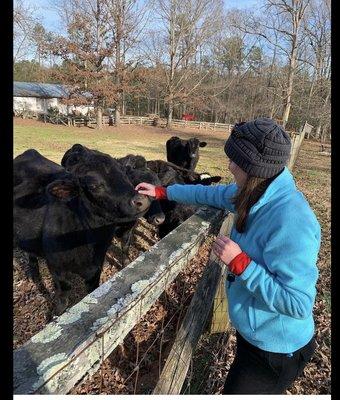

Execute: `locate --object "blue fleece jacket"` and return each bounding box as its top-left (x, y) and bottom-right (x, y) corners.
top-left (167, 167), bottom-right (321, 353)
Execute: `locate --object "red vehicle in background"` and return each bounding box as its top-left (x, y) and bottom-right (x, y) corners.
top-left (182, 113), bottom-right (195, 121)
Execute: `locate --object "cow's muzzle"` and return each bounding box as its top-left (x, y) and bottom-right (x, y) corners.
top-left (130, 193), bottom-right (150, 213)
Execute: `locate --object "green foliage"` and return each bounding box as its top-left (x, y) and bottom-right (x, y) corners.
top-left (247, 46), bottom-right (265, 73)
top-left (216, 36), bottom-right (244, 74)
top-left (13, 60), bottom-right (61, 84)
top-left (14, 60), bottom-right (42, 82)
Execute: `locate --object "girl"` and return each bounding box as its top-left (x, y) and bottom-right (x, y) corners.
top-left (136, 117), bottom-right (321, 394)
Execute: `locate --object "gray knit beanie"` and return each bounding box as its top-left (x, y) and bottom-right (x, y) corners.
top-left (224, 118), bottom-right (291, 179)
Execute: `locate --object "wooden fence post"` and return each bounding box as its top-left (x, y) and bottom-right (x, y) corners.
top-left (287, 122), bottom-right (313, 171)
top-left (209, 214), bottom-right (234, 334)
top-left (153, 212), bottom-right (233, 395)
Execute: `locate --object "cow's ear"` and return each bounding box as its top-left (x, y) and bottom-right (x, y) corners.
top-left (46, 179), bottom-right (79, 201)
top-left (199, 175), bottom-right (222, 185)
top-left (61, 145), bottom-right (86, 167)
top-left (62, 153), bottom-right (82, 169)
top-left (199, 141), bottom-right (207, 147)
top-left (70, 143), bottom-right (86, 153)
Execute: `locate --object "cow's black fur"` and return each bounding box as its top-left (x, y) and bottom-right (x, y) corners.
top-left (146, 159), bottom-right (222, 238)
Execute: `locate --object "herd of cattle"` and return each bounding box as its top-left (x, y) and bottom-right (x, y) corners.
top-left (13, 136), bottom-right (222, 315)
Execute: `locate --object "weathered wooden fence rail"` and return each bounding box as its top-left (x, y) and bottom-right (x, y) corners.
top-left (13, 207), bottom-right (224, 394)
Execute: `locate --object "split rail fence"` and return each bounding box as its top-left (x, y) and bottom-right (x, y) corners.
top-left (39, 113), bottom-right (233, 133)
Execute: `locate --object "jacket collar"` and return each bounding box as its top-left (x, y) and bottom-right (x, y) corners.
top-left (249, 167), bottom-right (296, 214)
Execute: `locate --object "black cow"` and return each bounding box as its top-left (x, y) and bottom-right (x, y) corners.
top-left (146, 160), bottom-right (222, 238)
top-left (166, 136), bottom-right (207, 171)
top-left (14, 148), bottom-right (150, 314)
top-left (62, 147), bottom-right (165, 265)
top-left (146, 159), bottom-right (222, 186)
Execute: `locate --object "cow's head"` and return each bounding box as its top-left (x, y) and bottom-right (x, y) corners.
top-left (58, 145), bottom-right (151, 222)
top-left (118, 155), bottom-right (166, 226)
top-left (118, 154), bottom-right (147, 170)
top-left (184, 138), bottom-right (207, 170)
top-left (187, 138), bottom-right (207, 157)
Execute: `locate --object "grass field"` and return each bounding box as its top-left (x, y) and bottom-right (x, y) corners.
top-left (13, 117), bottom-right (231, 181)
top-left (13, 117), bottom-right (331, 394)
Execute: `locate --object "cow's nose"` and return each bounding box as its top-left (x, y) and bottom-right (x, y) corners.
top-left (152, 214), bottom-right (165, 225)
top-left (130, 194), bottom-right (150, 212)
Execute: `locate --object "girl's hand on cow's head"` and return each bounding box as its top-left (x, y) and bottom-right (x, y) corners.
top-left (135, 182), bottom-right (157, 198)
top-left (212, 235), bottom-right (242, 266)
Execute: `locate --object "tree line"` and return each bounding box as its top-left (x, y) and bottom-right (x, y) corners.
top-left (14, 0), bottom-right (331, 140)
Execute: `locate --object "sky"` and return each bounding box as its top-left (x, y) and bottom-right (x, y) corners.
top-left (16, 0), bottom-right (264, 62)
top-left (22, 0), bottom-right (262, 34)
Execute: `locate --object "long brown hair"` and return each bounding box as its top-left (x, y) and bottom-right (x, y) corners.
top-left (232, 173), bottom-right (279, 233)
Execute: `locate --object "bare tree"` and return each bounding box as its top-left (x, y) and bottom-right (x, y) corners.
top-left (151, 0), bottom-right (223, 128)
top-left (230, 1), bottom-right (312, 128)
top-left (104, 0), bottom-right (149, 124)
top-left (13, 0), bottom-right (39, 62)
top-left (267, 0), bottom-right (312, 128)
top-left (302, 0), bottom-right (331, 139)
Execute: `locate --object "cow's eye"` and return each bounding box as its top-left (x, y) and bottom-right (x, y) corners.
top-left (80, 176), bottom-right (102, 191)
top-left (87, 183), bottom-right (99, 190)
top-left (87, 181), bottom-right (105, 191)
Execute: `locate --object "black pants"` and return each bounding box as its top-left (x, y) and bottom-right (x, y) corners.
top-left (223, 331), bottom-right (316, 394)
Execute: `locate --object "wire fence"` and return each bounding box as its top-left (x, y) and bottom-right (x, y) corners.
top-left (70, 234), bottom-right (216, 394)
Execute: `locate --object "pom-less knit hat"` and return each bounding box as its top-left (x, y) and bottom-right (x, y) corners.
top-left (224, 117), bottom-right (291, 179)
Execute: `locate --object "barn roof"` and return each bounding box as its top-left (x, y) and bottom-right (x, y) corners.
top-left (13, 81), bottom-right (70, 98)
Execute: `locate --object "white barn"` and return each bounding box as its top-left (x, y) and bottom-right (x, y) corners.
top-left (13, 81), bottom-right (94, 116)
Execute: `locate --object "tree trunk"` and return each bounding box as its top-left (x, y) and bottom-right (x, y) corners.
top-left (315, 124), bottom-right (321, 140)
top-left (115, 107), bottom-right (121, 126)
top-left (167, 99), bottom-right (173, 129)
top-left (96, 106), bottom-right (102, 130)
top-left (122, 91), bottom-right (125, 116)
top-left (281, 45), bottom-right (297, 129)
top-left (154, 96), bottom-right (158, 114)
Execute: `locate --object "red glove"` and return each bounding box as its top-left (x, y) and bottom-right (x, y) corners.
top-left (155, 186), bottom-right (167, 200)
top-left (228, 251), bottom-right (251, 275)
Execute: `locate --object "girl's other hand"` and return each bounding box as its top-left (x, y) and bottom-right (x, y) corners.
top-left (213, 235), bottom-right (242, 265)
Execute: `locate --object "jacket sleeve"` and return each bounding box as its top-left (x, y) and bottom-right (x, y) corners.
top-left (166, 183), bottom-right (238, 212)
top-left (238, 211), bottom-right (321, 320)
